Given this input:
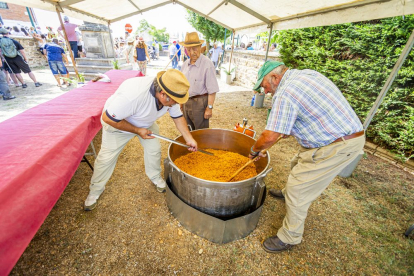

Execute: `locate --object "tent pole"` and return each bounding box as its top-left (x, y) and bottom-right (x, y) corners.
top-left (107, 21), bottom-right (116, 61)
top-left (26, 7), bottom-right (35, 28)
top-left (363, 29), bottom-right (414, 129)
top-left (221, 28), bottom-right (226, 64)
top-left (264, 24), bottom-right (273, 61)
top-left (55, 5), bottom-right (80, 81)
top-left (228, 31), bottom-right (235, 73)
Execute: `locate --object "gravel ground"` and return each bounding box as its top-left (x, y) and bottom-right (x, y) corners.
top-left (4, 64), bottom-right (414, 275)
top-left (7, 88), bottom-right (414, 275)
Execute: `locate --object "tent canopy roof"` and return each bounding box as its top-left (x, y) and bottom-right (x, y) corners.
top-left (5, 0), bottom-right (414, 31)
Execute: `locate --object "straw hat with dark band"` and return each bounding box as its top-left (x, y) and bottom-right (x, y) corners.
top-left (156, 69), bottom-right (190, 104)
top-left (179, 32), bottom-right (204, 47)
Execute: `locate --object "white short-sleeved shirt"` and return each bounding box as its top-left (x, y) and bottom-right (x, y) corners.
top-left (104, 76), bottom-right (183, 131)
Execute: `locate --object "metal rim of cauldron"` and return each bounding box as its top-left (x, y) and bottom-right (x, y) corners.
top-left (167, 128), bottom-right (271, 186)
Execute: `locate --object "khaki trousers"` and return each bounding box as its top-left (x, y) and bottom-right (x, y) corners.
top-left (277, 135), bottom-right (365, 244)
top-left (89, 122), bottom-right (161, 197)
top-left (183, 95), bottom-right (209, 130)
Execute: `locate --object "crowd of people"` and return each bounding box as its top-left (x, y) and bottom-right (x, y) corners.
top-left (238, 41), bottom-right (277, 51)
top-left (113, 33), bottom-right (161, 75)
top-left (0, 27), bottom-right (43, 100)
top-left (0, 16), bottom-right (88, 97)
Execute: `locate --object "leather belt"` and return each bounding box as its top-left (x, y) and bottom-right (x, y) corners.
top-left (333, 130), bottom-right (365, 143)
top-left (189, 94), bottom-right (208, 99)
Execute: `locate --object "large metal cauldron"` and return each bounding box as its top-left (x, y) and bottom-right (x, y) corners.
top-left (164, 129), bottom-right (271, 219)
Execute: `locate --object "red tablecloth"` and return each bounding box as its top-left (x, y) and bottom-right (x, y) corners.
top-left (0, 70), bottom-right (143, 275)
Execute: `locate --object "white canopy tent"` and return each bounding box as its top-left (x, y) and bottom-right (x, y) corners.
top-left (4, 0), bottom-right (414, 31)
top-left (3, 0), bottom-right (414, 128)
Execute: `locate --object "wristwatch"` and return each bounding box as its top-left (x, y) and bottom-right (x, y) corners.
top-left (208, 104), bottom-right (213, 109)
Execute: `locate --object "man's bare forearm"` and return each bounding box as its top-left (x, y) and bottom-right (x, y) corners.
top-left (19, 50), bottom-right (27, 61)
top-left (173, 116), bottom-right (192, 142)
top-left (252, 130), bottom-right (284, 152)
top-left (208, 92), bottom-right (216, 106)
top-left (102, 111), bottom-right (148, 137)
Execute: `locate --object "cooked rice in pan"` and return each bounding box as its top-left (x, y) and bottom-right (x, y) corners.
top-left (173, 149), bottom-right (257, 182)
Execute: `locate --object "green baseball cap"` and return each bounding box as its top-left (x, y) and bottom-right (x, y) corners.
top-left (253, 60), bottom-right (285, 91)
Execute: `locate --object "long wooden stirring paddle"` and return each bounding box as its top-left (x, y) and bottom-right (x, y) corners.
top-left (226, 150), bottom-right (267, 182)
top-left (227, 136), bottom-right (283, 182)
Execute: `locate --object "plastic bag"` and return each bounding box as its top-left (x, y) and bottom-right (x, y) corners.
top-left (91, 73), bottom-right (111, 82)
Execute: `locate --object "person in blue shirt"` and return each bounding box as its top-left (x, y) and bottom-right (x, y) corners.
top-left (246, 42), bottom-right (254, 50)
top-left (43, 38), bottom-right (70, 87)
top-left (176, 41), bottom-right (181, 64)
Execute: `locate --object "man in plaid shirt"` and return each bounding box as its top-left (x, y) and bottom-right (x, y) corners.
top-left (250, 61), bottom-right (365, 253)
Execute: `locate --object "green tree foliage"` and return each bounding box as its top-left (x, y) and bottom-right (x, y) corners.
top-left (148, 26), bottom-right (169, 43)
top-left (134, 19), bottom-right (169, 43)
top-left (273, 16), bottom-right (414, 161)
top-left (186, 10), bottom-right (230, 52)
top-left (137, 19), bottom-right (150, 34)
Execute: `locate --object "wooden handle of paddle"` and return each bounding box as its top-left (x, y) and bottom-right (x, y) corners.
top-left (226, 136), bottom-right (283, 182)
top-left (227, 150), bottom-right (267, 182)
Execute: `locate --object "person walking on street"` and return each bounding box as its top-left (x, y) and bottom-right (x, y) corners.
top-left (0, 28), bottom-right (42, 88)
top-left (180, 32), bottom-right (219, 130)
top-left (209, 43), bottom-right (223, 69)
top-left (154, 40), bottom-right (160, 59)
top-left (133, 37), bottom-right (150, 75)
top-left (176, 41), bottom-right (181, 68)
top-left (0, 59), bottom-right (16, 100)
top-left (0, 47), bottom-right (19, 87)
top-left (125, 37), bottom-right (136, 70)
top-left (169, 41), bottom-right (178, 69)
top-left (57, 16), bottom-right (79, 58)
top-left (249, 61), bottom-right (365, 253)
top-left (83, 69), bottom-right (198, 211)
top-left (43, 38), bottom-right (70, 87)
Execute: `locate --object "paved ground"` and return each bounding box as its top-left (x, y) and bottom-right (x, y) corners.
top-left (0, 56), bottom-right (250, 123)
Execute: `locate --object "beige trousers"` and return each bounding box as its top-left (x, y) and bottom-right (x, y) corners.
top-left (277, 135), bottom-right (365, 244)
top-left (89, 122), bottom-right (161, 197)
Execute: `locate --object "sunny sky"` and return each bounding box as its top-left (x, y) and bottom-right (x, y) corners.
top-left (33, 3), bottom-right (196, 41)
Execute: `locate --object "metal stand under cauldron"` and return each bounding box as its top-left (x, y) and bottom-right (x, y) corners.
top-left (166, 181), bottom-right (266, 244)
top-left (164, 129), bottom-right (272, 244)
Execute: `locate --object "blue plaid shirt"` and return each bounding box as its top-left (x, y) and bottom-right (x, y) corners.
top-left (266, 69), bottom-right (363, 148)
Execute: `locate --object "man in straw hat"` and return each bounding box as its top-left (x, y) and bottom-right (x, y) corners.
top-left (84, 69), bottom-right (198, 211)
top-left (180, 32), bottom-right (219, 130)
top-left (249, 61), bottom-right (365, 252)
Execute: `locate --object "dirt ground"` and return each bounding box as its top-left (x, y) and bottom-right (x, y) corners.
top-left (8, 88), bottom-right (413, 275)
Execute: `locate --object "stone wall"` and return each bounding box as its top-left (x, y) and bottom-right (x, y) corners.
top-left (223, 50), bottom-right (281, 89)
top-left (10, 36), bottom-right (48, 68)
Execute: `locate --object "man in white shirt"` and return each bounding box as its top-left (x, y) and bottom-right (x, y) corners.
top-left (84, 69), bottom-right (198, 211)
top-left (209, 43), bottom-right (223, 69)
top-left (169, 41), bottom-right (178, 69)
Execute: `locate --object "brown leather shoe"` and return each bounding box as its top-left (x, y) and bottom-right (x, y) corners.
top-left (269, 189), bottom-right (285, 199)
top-left (262, 235), bottom-right (294, 253)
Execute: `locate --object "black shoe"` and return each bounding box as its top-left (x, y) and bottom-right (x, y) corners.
top-left (22, 83), bottom-right (28, 88)
top-left (262, 236), bottom-right (295, 253)
top-left (35, 82), bottom-right (42, 87)
top-left (3, 95), bottom-right (16, 100)
top-left (269, 189), bottom-right (285, 199)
